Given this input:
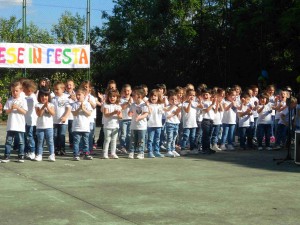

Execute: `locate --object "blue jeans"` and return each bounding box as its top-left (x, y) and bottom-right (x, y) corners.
top-left (5, 131), bottom-right (25, 157)
top-left (180, 128), bottom-right (196, 150)
top-left (275, 124), bottom-right (288, 146)
top-left (253, 117), bottom-right (258, 139)
top-left (36, 128), bottom-right (54, 155)
top-left (201, 119), bottom-right (213, 151)
top-left (166, 123), bottom-right (179, 151)
top-left (129, 129), bottom-right (146, 153)
top-left (195, 121), bottom-right (202, 148)
top-left (119, 120), bottom-right (131, 149)
top-left (73, 132), bottom-right (89, 156)
top-left (257, 124), bottom-right (271, 147)
top-left (147, 127), bottom-right (162, 152)
top-left (25, 125), bottom-right (36, 154)
top-left (211, 124), bottom-right (221, 145)
top-left (68, 120), bottom-right (73, 146)
top-left (238, 127), bottom-right (252, 148)
top-left (54, 124), bottom-right (67, 150)
top-left (221, 124), bottom-right (236, 145)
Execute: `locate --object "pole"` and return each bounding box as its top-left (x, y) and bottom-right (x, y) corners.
top-left (22, 0), bottom-right (27, 77)
top-left (86, 0), bottom-right (91, 80)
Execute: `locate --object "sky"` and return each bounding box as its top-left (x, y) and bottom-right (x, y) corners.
top-left (0, 0), bottom-right (115, 31)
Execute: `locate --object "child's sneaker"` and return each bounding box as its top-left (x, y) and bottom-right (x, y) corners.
top-left (136, 153), bottom-right (144, 159)
top-left (266, 147), bottom-right (272, 151)
top-left (211, 144), bottom-right (221, 151)
top-left (60, 148), bottom-right (66, 156)
top-left (273, 145), bottom-right (281, 150)
top-left (226, 145), bottom-right (235, 151)
top-left (73, 156), bottom-right (80, 161)
top-left (93, 144), bottom-right (97, 150)
top-left (258, 147), bottom-right (263, 151)
top-left (33, 155), bottom-right (42, 161)
top-left (83, 155), bottom-right (93, 160)
top-left (18, 155), bottom-right (25, 163)
top-left (48, 154), bottom-right (56, 162)
top-left (270, 136), bottom-right (276, 143)
top-left (189, 149), bottom-right (199, 155)
top-left (1, 156), bottom-right (10, 163)
top-left (172, 151), bottom-right (180, 157)
top-left (148, 152), bottom-right (155, 158)
top-left (220, 144), bottom-right (227, 151)
top-left (120, 147), bottom-right (128, 154)
top-left (165, 151), bottom-right (175, 157)
top-left (110, 154), bottom-right (119, 159)
top-left (154, 152), bottom-right (164, 158)
top-left (28, 152), bottom-right (35, 160)
top-left (128, 152), bottom-right (134, 159)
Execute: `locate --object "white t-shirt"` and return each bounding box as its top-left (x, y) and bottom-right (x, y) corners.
top-left (278, 107), bottom-right (292, 125)
top-left (181, 101), bottom-right (198, 128)
top-left (72, 101), bottom-right (93, 132)
top-left (4, 97), bottom-right (28, 132)
top-left (275, 100), bottom-right (286, 120)
top-left (202, 100), bottom-right (215, 121)
top-left (257, 103), bottom-right (273, 125)
top-left (65, 91), bottom-right (76, 121)
top-left (251, 96), bottom-right (259, 118)
top-left (85, 94), bottom-right (97, 122)
top-left (269, 95), bottom-right (276, 116)
top-left (165, 105), bottom-right (181, 124)
top-left (120, 97), bottom-right (132, 120)
top-left (103, 103), bottom-right (122, 129)
top-left (129, 101), bottom-right (149, 130)
top-left (213, 111), bottom-right (223, 125)
top-left (51, 94), bottom-right (71, 125)
top-left (222, 100), bottom-right (237, 124)
top-left (238, 105), bottom-right (251, 127)
top-left (147, 103), bottom-right (164, 127)
top-left (25, 93), bottom-right (38, 126)
top-left (35, 102), bottom-right (54, 129)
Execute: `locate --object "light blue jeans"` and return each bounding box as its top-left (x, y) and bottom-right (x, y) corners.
top-left (25, 125), bottom-right (36, 154)
top-left (54, 124), bottom-right (67, 150)
top-left (5, 131), bottom-right (25, 157)
top-left (36, 128), bottom-right (54, 156)
top-left (180, 128), bottom-right (197, 150)
top-left (147, 127), bottom-right (162, 153)
top-left (166, 123), bottom-right (179, 151)
top-left (129, 130), bottom-right (146, 153)
top-left (73, 132), bottom-right (89, 156)
top-left (221, 124), bottom-right (236, 145)
top-left (119, 120), bottom-right (131, 149)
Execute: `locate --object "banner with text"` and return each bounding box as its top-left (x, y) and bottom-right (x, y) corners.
top-left (0, 43), bottom-right (90, 68)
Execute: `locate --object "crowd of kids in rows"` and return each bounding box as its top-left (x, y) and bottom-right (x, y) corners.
top-left (2, 77), bottom-right (299, 163)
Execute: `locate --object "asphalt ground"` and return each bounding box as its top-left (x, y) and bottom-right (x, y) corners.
top-left (0, 124), bottom-right (300, 225)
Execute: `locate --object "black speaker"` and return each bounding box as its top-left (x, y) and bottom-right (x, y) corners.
top-left (295, 131), bottom-right (300, 164)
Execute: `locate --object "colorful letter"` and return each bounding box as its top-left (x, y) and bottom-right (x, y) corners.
top-left (55, 48), bottom-right (62, 64)
top-left (7, 47), bottom-right (17, 64)
top-left (0, 47), bottom-right (6, 63)
top-left (62, 49), bottom-right (72, 64)
top-left (47, 48), bottom-right (54, 64)
top-left (79, 49), bottom-right (88, 64)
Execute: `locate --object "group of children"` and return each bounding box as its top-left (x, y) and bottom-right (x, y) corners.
top-left (2, 78), bottom-right (298, 163)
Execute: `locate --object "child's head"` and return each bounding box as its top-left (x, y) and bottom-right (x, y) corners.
top-left (233, 85), bottom-right (242, 95)
top-left (240, 93), bottom-right (251, 105)
top-left (167, 90), bottom-right (178, 105)
top-left (175, 86), bottom-right (184, 100)
top-left (39, 77), bottom-right (50, 89)
top-left (37, 88), bottom-right (51, 103)
top-left (258, 93), bottom-right (269, 105)
top-left (185, 83), bottom-right (194, 91)
top-left (80, 81), bottom-right (93, 94)
top-left (53, 81), bottom-right (65, 96)
top-left (10, 81), bottom-right (23, 98)
top-left (186, 88), bottom-right (196, 101)
top-left (106, 89), bottom-right (120, 104)
top-left (280, 90), bottom-right (288, 100)
top-left (107, 80), bottom-right (117, 91)
top-left (132, 86), bottom-right (145, 102)
top-left (76, 88), bottom-right (87, 102)
top-left (149, 89), bottom-right (163, 104)
top-left (197, 83), bottom-right (207, 92)
top-left (244, 87), bottom-right (253, 97)
top-left (22, 79), bottom-right (37, 96)
top-left (121, 84), bottom-right (132, 97)
top-left (250, 85), bottom-right (259, 97)
top-left (141, 84), bottom-right (148, 97)
top-left (289, 96), bottom-right (297, 108)
top-left (225, 88), bottom-right (237, 101)
top-left (155, 83), bottom-right (167, 95)
top-left (66, 79), bottom-right (75, 92)
top-left (201, 89), bottom-right (211, 100)
top-left (266, 84), bottom-right (275, 96)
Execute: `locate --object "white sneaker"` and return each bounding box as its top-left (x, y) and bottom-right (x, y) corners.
top-left (73, 156), bottom-right (80, 161)
top-left (111, 154), bottom-right (119, 159)
top-left (211, 144), bottom-right (221, 151)
top-left (165, 151), bottom-right (175, 157)
top-left (136, 153), bottom-right (144, 159)
top-left (160, 145), bottom-right (167, 150)
top-left (172, 151), bottom-right (180, 157)
top-left (33, 155), bottom-right (42, 161)
top-left (266, 147), bottom-right (272, 151)
top-left (220, 144), bottom-right (227, 151)
top-left (227, 145), bottom-right (235, 151)
top-left (128, 152), bottom-right (134, 159)
top-left (258, 147), bottom-right (263, 151)
top-left (48, 154), bottom-right (55, 162)
top-left (189, 149), bottom-right (199, 155)
top-left (180, 150), bottom-right (189, 156)
top-left (28, 152), bottom-right (36, 160)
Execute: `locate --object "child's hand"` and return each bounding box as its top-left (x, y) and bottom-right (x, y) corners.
top-left (81, 103), bottom-right (86, 110)
top-left (60, 116), bottom-right (67, 123)
top-left (12, 103), bottom-right (19, 110)
top-left (135, 114), bottom-right (141, 122)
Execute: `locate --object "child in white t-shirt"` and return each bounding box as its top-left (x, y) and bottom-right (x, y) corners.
top-left (71, 88), bottom-right (93, 161)
top-left (237, 93), bottom-right (252, 150)
top-left (211, 89), bottom-right (224, 151)
top-left (34, 88), bottom-right (56, 162)
top-left (119, 84), bottom-right (133, 153)
top-left (23, 79), bottom-right (38, 160)
top-left (102, 90), bottom-right (122, 159)
top-left (65, 79), bottom-right (76, 148)
top-left (52, 81), bottom-right (71, 156)
top-left (128, 87), bottom-right (149, 159)
top-left (147, 89), bottom-right (165, 158)
top-left (2, 81), bottom-right (28, 163)
top-left (164, 90), bottom-right (181, 157)
top-left (256, 93), bottom-right (274, 150)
